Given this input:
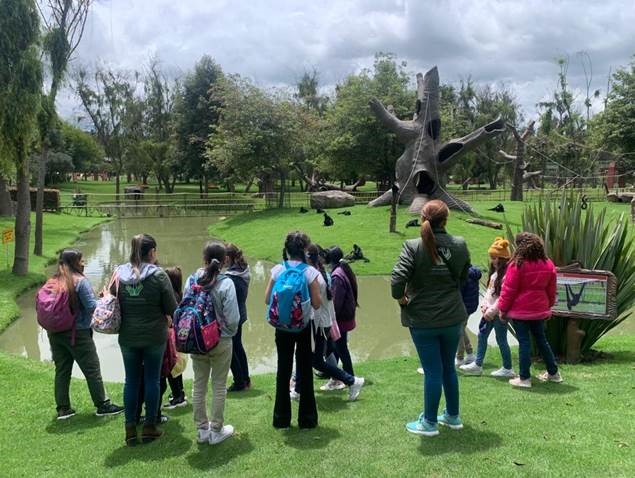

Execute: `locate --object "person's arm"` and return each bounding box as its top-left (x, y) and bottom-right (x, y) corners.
top-left (547, 265), bottom-right (558, 308)
top-left (331, 274), bottom-right (346, 316)
top-left (222, 280), bottom-right (240, 336)
top-left (264, 278), bottom-right (274, 305)
top-left (391, 241), bottom-right (415, 302)
top-left (76, 278), bottom-right (97, 316)
top-left (309, 277), bottom-right (321, 310)
top-left (497, 263), bottom-right (519, 319)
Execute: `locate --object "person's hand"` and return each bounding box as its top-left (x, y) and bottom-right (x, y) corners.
top-left (398, 295), bottom-right (409, 306)
top-left (166, 316), bottom-right (173, 328)
top-left (483, 310), bottom-right (494, 321)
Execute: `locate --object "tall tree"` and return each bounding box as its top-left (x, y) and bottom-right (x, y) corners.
top-left (34, 0), bottom-right (91, 255)
top-left (0, 0), bottom-right (43, 275)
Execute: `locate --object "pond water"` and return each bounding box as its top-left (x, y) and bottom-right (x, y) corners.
top-left (13, 215), bottom-right (619, 382)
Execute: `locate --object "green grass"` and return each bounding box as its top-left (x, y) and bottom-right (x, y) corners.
top-left (0, 335), bottom-right (633, 477)
top-left (0, 213), bottom-right (108, 332)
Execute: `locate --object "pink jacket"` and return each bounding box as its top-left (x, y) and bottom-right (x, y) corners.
top-left (497, 259), bottom-right (557, 320)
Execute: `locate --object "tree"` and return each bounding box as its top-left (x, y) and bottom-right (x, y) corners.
top-left (60, 121), bottom-right (104, 173)
top-left (34, 0), bottom-right (91, 255)
top-left (0, 0), bottom-right (43, 275)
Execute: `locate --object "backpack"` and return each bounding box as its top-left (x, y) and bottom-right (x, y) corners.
top-left (36, 278), bottom-right (76, 342)
top-left (460, 265), bottom-right (482, 315)
top-left (91, 272), bottom-right (121, 334)
top-left (172, 274), bottom-right (221, 354)
top-left (267, 261), bottom-right (312, 332)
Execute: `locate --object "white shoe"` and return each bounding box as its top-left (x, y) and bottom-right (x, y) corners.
top-left (416, 367), bottom-right (424, 375)
top-left (209, 425), bottom-right (234, 445)
top-left (509, 377), bottom-right (532, 388)
top-left (197, 425), bottom-right (211, 444)
top-left (537, 371), bottom-right (563, 383)
top-left (454, 357), bottom-right (464, 367)
top-left (348, 377), bottom-right (365, 401)
top-left (459, 362), bottom-right (482, 376)
top-left (491, 367), bottom-right (516, 378)
top-left (289, 390), bottom-right (300, 401)
top-left (464, 353), bottom-right (476, 365)
top-left (320, 378), bottom-right (346, 391)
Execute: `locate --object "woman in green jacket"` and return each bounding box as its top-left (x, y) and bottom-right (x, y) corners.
top-left (391, 200), bottom-right (471, 437)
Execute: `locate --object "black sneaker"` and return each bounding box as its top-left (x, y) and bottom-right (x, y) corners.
top-left (96, 402), bottom-right (124, 417)
top-left (163, 394), bottom-right (188, 409)
top-left (57, 408), bottom-right (76, 420)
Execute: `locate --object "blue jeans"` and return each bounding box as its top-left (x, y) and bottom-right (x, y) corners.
top-left (410, 323), bottom-right (461, 424)
top-left (475, 319), bottom-right (512, 369)
top-left (121, 343), bottom-right (166, 426)
top-left (512, 319), bottom-right (558, 380)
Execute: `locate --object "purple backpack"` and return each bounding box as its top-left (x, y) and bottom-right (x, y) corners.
top-left (36, 278), bottom-right (76, 342)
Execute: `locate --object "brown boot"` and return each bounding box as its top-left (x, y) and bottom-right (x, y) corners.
top-left (125, 424), bottom-right (138, 447)
top-left (141, 423), bottom-right (163, 444)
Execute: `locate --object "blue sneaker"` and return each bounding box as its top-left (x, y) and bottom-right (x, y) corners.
top-left (406, 413), bottom-right (439, 436)
top-left (437, 410), bottom-right (463, 430)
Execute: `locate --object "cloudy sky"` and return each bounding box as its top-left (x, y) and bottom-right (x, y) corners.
top-left (58, 0), bottom-right (635, 122)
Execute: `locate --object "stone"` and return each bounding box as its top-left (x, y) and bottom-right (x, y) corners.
top-left (310, 191), bottom-right (355, 210)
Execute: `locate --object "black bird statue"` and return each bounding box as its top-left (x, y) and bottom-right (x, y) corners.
top-left (405, 219), bottom-right (420, 228)
top-left (345, 244), bottom-right (370, 263)
top-left (299, 207), bottom-right (309, 213)
top-left (323, 213), bottom-right (334, 227)
top-left (488, 203), bottom-right (505, 213)
top-left (316, 208), bottom-right (325, 213)
top-left (337, 210), bottom-right (352, 216)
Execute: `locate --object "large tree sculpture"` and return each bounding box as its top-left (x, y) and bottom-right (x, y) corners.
top-left (368, 67), bottom-right (506, 213)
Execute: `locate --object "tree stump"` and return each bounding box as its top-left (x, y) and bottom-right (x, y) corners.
top-left (565, 318), bottom-right (585, 364)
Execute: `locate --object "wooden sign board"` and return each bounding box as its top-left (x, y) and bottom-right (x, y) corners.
top-left (552, 267), bottom-right (617, 321)
top-left (2, 228), bottom-right (14, 245)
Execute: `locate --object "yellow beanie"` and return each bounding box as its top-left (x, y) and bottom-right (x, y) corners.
top-left (488, 237), bottom-right (511, 259)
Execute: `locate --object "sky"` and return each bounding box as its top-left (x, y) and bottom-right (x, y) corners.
top-left (57, 0), bottom-right (635, 123)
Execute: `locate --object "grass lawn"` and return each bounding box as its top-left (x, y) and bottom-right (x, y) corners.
top-left (210, 201), bottom-right (633, 274)
top-left (0, 213), bottom-right (108, 332)
top-left (0, 335), bottom-right (633, 477)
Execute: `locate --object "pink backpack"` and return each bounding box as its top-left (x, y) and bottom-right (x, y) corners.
top-left (36, 278), bottom-right (76, 342)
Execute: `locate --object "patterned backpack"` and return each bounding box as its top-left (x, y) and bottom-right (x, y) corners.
top-left (91, 272), bottom-right (121, 334)
top-left (267, 262), bottom-right (312, 332)
top-left (172, 274), bottom-right (221, 354)
top-left (36, 278), bottom-right (76, 342)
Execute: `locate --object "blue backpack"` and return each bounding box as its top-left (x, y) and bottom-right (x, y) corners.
top-left (267, 262), bottom-right (312, 332)
top-left (173, 274), bottom-right (221, 354)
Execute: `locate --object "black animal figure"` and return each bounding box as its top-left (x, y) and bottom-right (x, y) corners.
top-left (488, 203), bottom-right (505, 213)
top-left (581, 195), bottom-right (588, 210)
top-left (345, 244), bottom-right (370, 263)
top-left (316, 208), bottom-right (325, 213)
top-left (405, 219), bottom-right (420, 228)
top-left (299, 207), bottom-right (309, 213)
top-left (337, 210), bottom-right (352, 216)
top-left (323, 213), bottom-right (334, 227)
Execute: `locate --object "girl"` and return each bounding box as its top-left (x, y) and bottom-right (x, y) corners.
top-left (188, 242), bottom-right (239, 445)
top-left (265, 231), bottom-right (321, 429)
top-left (293, 245), bottom-right (365, 401)
top-left (162, 267), bottom-right (187, 408)
top-left (46, 249), bottom-right (123, 420)
top-left (116, 234), bottom-right (178, 446)
top-left (498, 232), bottom-right (562, 388)
top-left (391, 200), bottom-right (471, 437)
top-left (224, 244), bottom-right (252, 392)
top-left (460, 238), bottom-right (515, 378)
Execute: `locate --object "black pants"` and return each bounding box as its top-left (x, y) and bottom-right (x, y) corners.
top-left (230, 322), bottom-right (250, 388)
top-left (273, 327), bottom-right (317, 429)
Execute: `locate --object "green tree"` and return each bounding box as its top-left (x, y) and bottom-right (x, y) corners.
top-left (60, 121), bottom-right (104, 173)
top-left (0, 0), bottom-right (43, 275)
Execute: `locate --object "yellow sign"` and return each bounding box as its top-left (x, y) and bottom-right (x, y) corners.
top-left (2, 228), bottom-right (14, 244)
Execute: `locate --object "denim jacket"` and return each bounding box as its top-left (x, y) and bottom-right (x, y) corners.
top-left (75, 277), bottom-right (97, 330)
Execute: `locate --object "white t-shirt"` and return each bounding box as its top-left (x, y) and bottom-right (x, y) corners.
top-left (311, 272), bottom-right (334, 328)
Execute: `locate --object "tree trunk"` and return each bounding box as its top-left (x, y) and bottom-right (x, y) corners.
top-left (511, 144), bottom-right (524, 201)
top-left (34, 144), bottom-right (48, 256)
top-left (199, 177), bottom-right (203, 197)
top-left (13, 154), bottom-right (31, 275)
top-left (278, 171), bottom-right (286, 208)
top-left (244, 177), bottom-right (254, 193)
top-left (0, 175), bottom-right (13, 216)
top-left (115, 171), bottom-right (121, 203)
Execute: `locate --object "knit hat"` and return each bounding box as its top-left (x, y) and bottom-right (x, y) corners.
top-left (488, 237), bottom-right (511, 259)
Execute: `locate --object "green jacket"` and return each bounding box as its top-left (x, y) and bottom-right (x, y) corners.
top-left (114, 263), bottom-right (178, 348)
top-left (391, 229), bottom-right (471, 329)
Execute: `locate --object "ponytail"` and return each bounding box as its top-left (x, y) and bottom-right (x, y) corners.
top-left (54, 248), bottom-right (84, 313)
top-left (199, 241), bottom-right (226, 289)
top-left (307, 244), bottom-right (332, 300)
top-left (419, 200), bottom-right (449, 264)
top-left (420, 219), bottom-right (439, 263)
top-left (130, 233), bottom-right (157, 278)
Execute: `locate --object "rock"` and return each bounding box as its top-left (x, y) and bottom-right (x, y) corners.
top-left (310, 191), bottom-right (355, 209)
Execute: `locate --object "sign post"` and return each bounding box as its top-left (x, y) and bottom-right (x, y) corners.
top-left (2, 228), bottom-right (13, 270)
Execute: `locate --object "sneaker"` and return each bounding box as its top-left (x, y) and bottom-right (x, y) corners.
top-left (56, 408), bottom-right (76, 420)
top-left (209, 425), bottom-right (234, 445)
top-left (437, 410), bottom-right (463, 430)
top-left (491, 367), bottom-right (516, 378)
top-left (348, 377), bottom-right (365, 401)
top-left (464, 353), bottom-right (476, 365)
top-left (406, 414), bottom-right (439, 437)
top-left (454, 357), bottom-right (464, 367)
top-left (197, 425), bottom-right (211, 444)
top-left (459, 362), bottom-right (483, 376)
top-left (537, 371), bottom-right (563, 383)
top-left (320, 378), bottom-right (346, 391)
top-left (509, 377), bottom-right (532, 388)
top-left (95, 402), bottom-right (124, 417)
top-left (290, 390), bottom-right (300, 401)
top-left (416, 367), bottom-right (424, 375)
top-left (163, 394), bottom-right (188, 409)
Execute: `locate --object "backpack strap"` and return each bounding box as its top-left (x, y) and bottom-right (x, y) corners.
top-left (438, 250), bottom-right (460, 285)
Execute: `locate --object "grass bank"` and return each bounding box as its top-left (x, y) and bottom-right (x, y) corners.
top-left (0, 213), bottom-right (108, 332)
top-left (0, 335), bottom-right (633, 477)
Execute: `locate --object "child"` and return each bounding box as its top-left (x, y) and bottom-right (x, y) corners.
top-left (162, 267), bottom-right (188, 408)
top-left (497, 232), bottom-right (562, 388)
top-left (460, 238), bottom-right (515, 377)
top-left (455, 265), bottom-right (481, 366)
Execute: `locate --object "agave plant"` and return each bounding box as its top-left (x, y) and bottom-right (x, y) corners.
top-left (506, 193), bottom-right (635, 356)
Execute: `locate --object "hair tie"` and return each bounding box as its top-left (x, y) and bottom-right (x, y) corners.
top-left (210, 259), bottom-right (220, 266)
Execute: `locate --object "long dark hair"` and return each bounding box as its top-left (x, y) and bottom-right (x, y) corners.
top-left (54, 248), bottom-right (84, 313)
top-left (282, 231), bottom-right (310, 262)
top-left (199, 241), bottom-right (226, 289)
top-left (307, 244), bottom-right (332, 300)
top-left (325, 246), bottom-right (358, 306)
top-left (165, 266), bottom-right (183, 303)
top-left (130, 233), bottom-right (157, 277)
top-left (420, 200), bottom-right (449, 263)
top-left (488, 257), bottom-right (509, 296)
top-left (511, 232), bottom-right (548, 267)
top-left (226, 243), bottom-right (248, 270)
